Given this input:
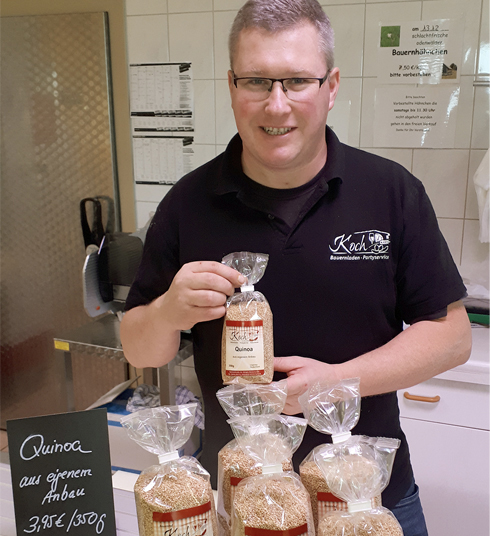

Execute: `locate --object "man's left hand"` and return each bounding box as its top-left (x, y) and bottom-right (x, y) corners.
top-left (274, 356), bottom-right (341, 415)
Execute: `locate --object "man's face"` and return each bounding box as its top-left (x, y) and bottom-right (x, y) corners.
top-left (228, 22), bottom-right (339, 185)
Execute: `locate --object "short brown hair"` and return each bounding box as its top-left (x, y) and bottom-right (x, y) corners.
top-left (229, 0), bottom-right (335, 71)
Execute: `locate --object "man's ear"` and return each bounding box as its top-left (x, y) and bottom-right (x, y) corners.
top-left (327, 67), bottom-right (340, 111)
top-left (227, 70), bottom-right (234, 92)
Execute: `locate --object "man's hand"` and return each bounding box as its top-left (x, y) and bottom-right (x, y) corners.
top-left (159, 261), bottom-right (246, 331)
top-left (273, 300), bottom-right (471, 415)
top-left (120, 260), bottom-right (245, 369)
top-left (274, 356), bottom-right (341, 415)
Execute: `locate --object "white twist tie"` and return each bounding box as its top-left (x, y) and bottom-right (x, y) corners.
top-left (332, 431), bottom-right (352, 444)
top-left (261, 464), bottom-right (283, 474)
top-left (347, 500), bottom-right (372, 513)
top-left (240, 284), bottom-right (254, 292)
top-left (158, 451), bottom-right (180, 464)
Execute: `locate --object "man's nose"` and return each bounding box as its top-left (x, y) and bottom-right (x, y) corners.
top-left (264, 81), bottom-right (291, 112)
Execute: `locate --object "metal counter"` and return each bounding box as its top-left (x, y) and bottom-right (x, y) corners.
top-left (54, 313), bottom-right (191, 411)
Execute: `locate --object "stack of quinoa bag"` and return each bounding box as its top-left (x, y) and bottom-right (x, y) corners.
top-left (218, 252), bottom-right (314, 536)
top-left (227, 412), bottom-right (314, 536)
top-left (299, 378), bottom-right (404, 536)
top-left (121, 404), bottom-right (218, 536)
top-left (216, 381), bottom-right (291, 535)
top-left (216, 381), bottom-right (314, 536)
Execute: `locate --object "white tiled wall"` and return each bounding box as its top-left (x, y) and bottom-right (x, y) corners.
top-left (125, 0), bottom-right (489, 292)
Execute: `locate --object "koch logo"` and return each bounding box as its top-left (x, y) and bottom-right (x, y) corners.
top-left (329, 230), bottom-right (390, 261)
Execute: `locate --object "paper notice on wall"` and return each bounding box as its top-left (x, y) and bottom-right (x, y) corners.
top-left (132, 136), bottom-right (194, 184)
top-left (130, 62), bottom-right (194, 133)
top-left (377, 19), bottom-right (464, 84)
top-left (129, 63), bottom-right (194, 184)
top-left (373, 85), bottom-right (459, 148)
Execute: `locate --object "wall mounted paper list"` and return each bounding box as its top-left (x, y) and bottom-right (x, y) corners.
top-left (130, 63), bottom-right (195, 184)
top-left (133, 136), bottom-right (194, 184)
top-left (130, 63), bottom-right (194, 132)
top-left (7, 408), bottom-right (116, 535)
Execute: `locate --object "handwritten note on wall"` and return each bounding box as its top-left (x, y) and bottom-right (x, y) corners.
top-left (7, 408), bottom-right (116, 535)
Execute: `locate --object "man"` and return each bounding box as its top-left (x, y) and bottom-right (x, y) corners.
top-left (121, 1), bottom-right (471, 534)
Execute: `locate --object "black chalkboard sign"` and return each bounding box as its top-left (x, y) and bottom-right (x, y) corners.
top-left (7, 408), bottom-right (116, 535)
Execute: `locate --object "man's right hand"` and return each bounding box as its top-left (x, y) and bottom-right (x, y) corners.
top-left (154, 260), bottom-right (246, 331)
top-left (120, 260), bottom-right (245, 369)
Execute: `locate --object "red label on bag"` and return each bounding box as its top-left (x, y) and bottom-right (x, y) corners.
top-left (225, 320), bottom-right (264, 375)
top-left (225, 320), bottom-right (263, 327)
top-left (317, 492), bottom-right (378, 514)
top-left (317, 492), bottom-right (344, 503)
top-left (152, 501), bottom-right (213, 536)
top-left (317, 490), bottom-right (348, 515)
top-left (244, 523), bottom-right (308, 536)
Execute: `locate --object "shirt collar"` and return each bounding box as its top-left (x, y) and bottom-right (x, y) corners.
top-left (212, 125), bottom-right (345, 196)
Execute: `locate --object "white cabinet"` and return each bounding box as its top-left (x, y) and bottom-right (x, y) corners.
top-left (400, 411), bottom-right (489, 535)
top-left (398, 328), bottom-right (489, 536)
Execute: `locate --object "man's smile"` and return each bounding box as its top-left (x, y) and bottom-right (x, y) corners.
top-left (261, 127), bottom-right (293, 135)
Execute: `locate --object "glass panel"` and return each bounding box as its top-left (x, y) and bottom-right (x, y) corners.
top-left (0, 12), bottom-right (124, 425)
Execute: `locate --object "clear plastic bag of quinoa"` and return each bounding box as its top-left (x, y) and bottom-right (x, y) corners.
top-left (313, 435), bottom-right (403, 536)
top-left (221, 251), bottom-right (273, 385)
top-left (121, 403), bottom-right (218, 536)
top-left (215, 381), bottom-right (290, 536)
top-left (227, 414), bottom-right (314, 536)
top-left (298, 379), bottom-right (381, 528)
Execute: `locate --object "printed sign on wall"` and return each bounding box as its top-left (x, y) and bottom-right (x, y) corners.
top-left (377, 18), bottom-right (464, 84)
top-left (129, 62), bottom-right (195, 184)
top-left (373, 85), bottom-right (460, 148)
top-left (132, 136), bottom-right (194, 185)
top-left (130, 62), bottom-right (194, 130)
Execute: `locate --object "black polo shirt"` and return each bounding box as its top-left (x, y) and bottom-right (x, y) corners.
top-left (126, 127), bottom-right (466, 508)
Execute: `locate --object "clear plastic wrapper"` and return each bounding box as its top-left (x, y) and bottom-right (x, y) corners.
top-left (298, 379), bottom-right (381, 528)
top-left (299, 378), bottom-right (361, 442)
top-left (314, 436), bottom-right (403, 536)
top-left (216, 382), bottom-right (291, 536)
top-left (227, 414), bottom-right (314, 536)
top-left (216, 381), bottom-right (288, 418)
top-left (221, 252), bottom-right (273, 384)
top-left (121, 404), bottom-right (218, 536)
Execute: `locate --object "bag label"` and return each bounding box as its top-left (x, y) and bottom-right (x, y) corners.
top-left (229, 476), bottom-right (244, 506)
top-left (152, 501), bottom-right (213, 536)
top-left (224, 320), bottom-right (264, 376)
top-left (244, 522), bottom-right (308, 536)
top-left (317, 492), bottom-right (378, 514)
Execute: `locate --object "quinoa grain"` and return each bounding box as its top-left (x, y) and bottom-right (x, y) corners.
top-left (318, 511), bottom-right (403, 536)
top-left (222, 300), bottom-right (274, 384)
top-left (134, 467), bottom-right (218, 536)
top-left (219, 440), bottom-right (293, 517)
top-left (300, 458), bottom-right (382, 530)
top-left (232, 475), bottom-right (312, 536)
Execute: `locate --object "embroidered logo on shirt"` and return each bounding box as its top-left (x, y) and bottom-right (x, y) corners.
top-left (329, 230), bottom-right (390, 261)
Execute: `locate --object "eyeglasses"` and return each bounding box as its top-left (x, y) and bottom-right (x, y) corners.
top-left (232, 71), bottom-right (330, 102)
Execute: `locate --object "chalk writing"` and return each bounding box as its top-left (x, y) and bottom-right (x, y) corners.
top-left (46, 468), bottom-right (93, 491)
top-left (23, 509), bottom-right (106, 534)
top-left (8, 408), bottom-right (116, 534)
top-left (20, 434), bottom-right (92, 461)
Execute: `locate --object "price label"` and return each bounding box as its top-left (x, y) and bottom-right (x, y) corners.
top-left (7, 409), bottom-right (116, 535)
